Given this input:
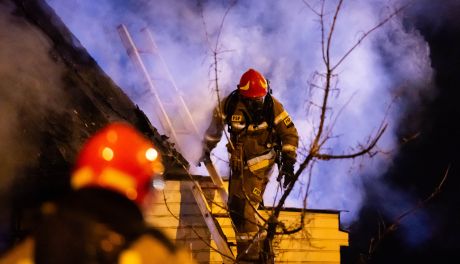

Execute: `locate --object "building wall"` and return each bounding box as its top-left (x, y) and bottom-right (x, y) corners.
top-left (145, 179), bottom-right (348, 263)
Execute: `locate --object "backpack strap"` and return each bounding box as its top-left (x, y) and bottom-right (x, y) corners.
top-left (224, 89), bottom-right (240, 125)
top-left (263, 93), bottom-right (275, 130)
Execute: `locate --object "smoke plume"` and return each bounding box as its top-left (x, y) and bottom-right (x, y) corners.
top-left (45, 0), bottom-right (433, 237)
top-left (0, 1), bottom-right (66, 192)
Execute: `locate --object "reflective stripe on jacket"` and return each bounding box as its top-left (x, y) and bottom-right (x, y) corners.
top-left (204, 95), bottom-right (299, 161)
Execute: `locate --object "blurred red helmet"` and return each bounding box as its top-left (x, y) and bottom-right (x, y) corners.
top-left (71, 122), bottom-right (163, 205)
top-left (238, 68), bottom-right (268, 99)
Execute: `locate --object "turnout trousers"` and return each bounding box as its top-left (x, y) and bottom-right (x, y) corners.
top-left (228, 158), bottom-right (275, 262)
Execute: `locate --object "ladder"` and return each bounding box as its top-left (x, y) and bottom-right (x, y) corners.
top-left (117, 25), bottom-right (235, 262)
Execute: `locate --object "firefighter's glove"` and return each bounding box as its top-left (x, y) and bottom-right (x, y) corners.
top-left (280, 155), bottom-right (296, 189)
top-left (230, 144), bottom-right (243, 176)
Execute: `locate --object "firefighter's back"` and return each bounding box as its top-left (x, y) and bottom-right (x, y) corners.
top-left (0, 188), bottom-right (194, 264)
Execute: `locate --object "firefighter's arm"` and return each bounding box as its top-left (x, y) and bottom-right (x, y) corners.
top-left (204, 105), bottom-right (225, 151)
top-left (273, 99), bottom-right (299, 188)
top-left (198, 104), bottom-right (226, 164)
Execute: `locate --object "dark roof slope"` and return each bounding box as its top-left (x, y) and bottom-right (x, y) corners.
top-left (0, 0), bottom-right (187, 251)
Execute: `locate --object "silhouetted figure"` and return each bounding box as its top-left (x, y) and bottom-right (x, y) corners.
top-left (0, 122), bottom-right (195, 264)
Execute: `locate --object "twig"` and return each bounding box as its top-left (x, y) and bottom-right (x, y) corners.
top-left (332, 0), bottom-right (416, 71)
top-left (367, 165), bottom-right (450, 258)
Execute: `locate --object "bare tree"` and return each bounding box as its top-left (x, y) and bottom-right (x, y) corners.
top-left (193, 0), bottom-right (416, 263)
top-left (259, 0), bottom-right (417, 262)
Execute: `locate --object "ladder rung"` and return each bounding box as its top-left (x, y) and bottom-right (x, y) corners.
top-left (212, 213), bottom-right (229, 218)
top-left (136, 48), bottom-right (155, 54)
top-left (227, 242), bottom-right (237, 247)
top-left (201, 186), bottom-right (222, 190)
top-left (174, 129), bottom-right (192, 135)
top-left (160, 101), bottom-right (174, 107)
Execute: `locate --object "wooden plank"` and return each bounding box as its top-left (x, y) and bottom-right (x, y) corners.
top-left (151, 224), bottom-right (348, 250)
top-left (146, 215), bottom-right (207, 227)
top-left (197, 248), bottom-right (235, 263)
top-left (145, 180), bottom-right (349, 263)
top-left (156, 179), bottom-right (220, 191)
top-left (275, 238), bottom-right (349, 251)
top-left (272, 261), bottom-right (339, 264)
top-left (175, 239), bottom-right (216, 251)
top-left (150, 190), bottom-right (215, 206)
top-left (275, 229), bottom-right (349, 241)
top-left (148, 200), bottom-right (227, 216)
top-left (277, 215), bottom-right (340, 229)
top-left (147, 202), bottom-right (202, 216)
top-left (275, 249), bottom-right (341, 262)
top-left (156, 226), bottom-right (212, 240)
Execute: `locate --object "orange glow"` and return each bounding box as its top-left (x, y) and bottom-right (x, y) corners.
top-left (145, 148), bottom-right (158, 161)
top-left (102, 147), bottom-right (114, 161)
top-left (106, 130), bottom-right (118, 143)
top-left (125, 188), bottom-right (138, 200)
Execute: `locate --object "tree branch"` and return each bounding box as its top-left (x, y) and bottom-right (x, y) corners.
top-left (366, 165), bottom-right (450, 259)
top-left (315, 124), bottom-right (387, 160)
top-left (332, 0), bottom-right (415, 71)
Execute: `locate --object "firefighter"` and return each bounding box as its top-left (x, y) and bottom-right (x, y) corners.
top-left (200, 68), bottom-right (299, 262)
top-left (0, 123), bottom-right (195, 264)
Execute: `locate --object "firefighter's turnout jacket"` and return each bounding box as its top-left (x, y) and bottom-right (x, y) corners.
top-left (204, 94), bottom-right (299, 167)
top-left (203, 93), bottom-right (299, 261)
top-left (0, 188), bottom-right (195, 264)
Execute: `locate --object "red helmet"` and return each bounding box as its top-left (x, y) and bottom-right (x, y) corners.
top-left (71, 122), bottom-right (163, 205)
top-left (238, 68), bottom-right (268, 98)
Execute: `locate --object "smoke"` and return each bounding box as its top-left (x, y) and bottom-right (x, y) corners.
top-left (0, 1), bottom-right (66, 192)
top-left (45, 0), bottom-right (433, 235)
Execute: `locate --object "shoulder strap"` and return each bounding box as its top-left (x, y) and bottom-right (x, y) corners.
top-left (263, 93), bottom-right (275, 129)
top-left (224, 90), bottom-right (240, 125)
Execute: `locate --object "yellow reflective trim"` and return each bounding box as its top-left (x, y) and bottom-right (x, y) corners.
top-left (205, 134), bottom-right (220, 142)
top-left (99, 168), bottom-right (137, 201)
top-left (246, 150), bottom-right (276, 166)
top-left (253, 187), bottom-right (261, 196)
top-left (260, 78), bottom-right (268, 90)
top-left (119, 250), bottom-right (142, 264)
top-left (71, 167), bottom-right (94, 189)
top-left (248, 159), bottom-right (270, 172)
top-left (72, 167), bottom-right (138, 200)
top-left (274, 110), bottom-right (289, 125)
top-left (232, 123), bottom-right (246, 130)
top-left (282, 144), bottom-right (297, 153)
top-left (240, 81), bottom-right (250, 91)
top-left (248, 121), bottom-right (268, 131)
top-left (283, 116), bottom-right (292, 126)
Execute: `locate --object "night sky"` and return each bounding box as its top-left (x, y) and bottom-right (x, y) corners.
top-left (21, 1), bottom-right (460, 262)
top-left (345, 1), bottom-right (460, 263)
top-left (1, 0), bottom-right (459, 262)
